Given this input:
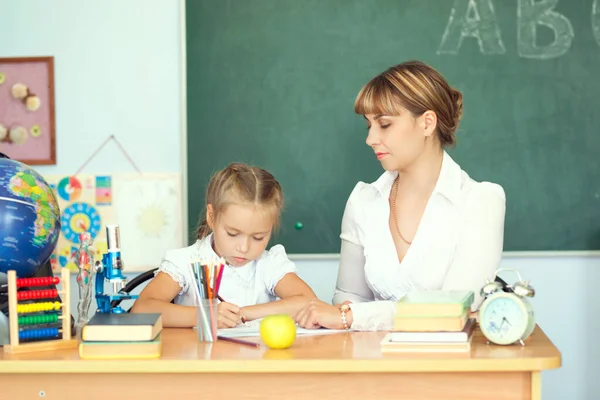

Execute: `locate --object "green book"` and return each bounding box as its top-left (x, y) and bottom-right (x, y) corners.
top-left (395, 290), bottom-right (474, 318)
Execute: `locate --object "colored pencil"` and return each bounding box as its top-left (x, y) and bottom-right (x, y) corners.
top-left (218, 335), bottom-right (260, 348)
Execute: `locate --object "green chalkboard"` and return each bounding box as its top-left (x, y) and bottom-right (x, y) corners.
top-left (186, 0), bottom-right (600, 253)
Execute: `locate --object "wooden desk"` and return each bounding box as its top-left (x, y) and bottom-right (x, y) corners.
top-left (0, 325), bottom-right (560, 400)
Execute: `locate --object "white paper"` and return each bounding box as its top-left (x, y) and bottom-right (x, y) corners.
top-left (217, 320), bottom-right (347, 338)
top-left (112, 173), bottom-right (183, 271)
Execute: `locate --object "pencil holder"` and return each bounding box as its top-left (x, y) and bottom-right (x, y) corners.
top-left (196, 298), bottom-right (218, 342)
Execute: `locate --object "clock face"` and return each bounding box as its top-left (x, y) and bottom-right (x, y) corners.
top-left (480, 295), bottom-right (528, 345)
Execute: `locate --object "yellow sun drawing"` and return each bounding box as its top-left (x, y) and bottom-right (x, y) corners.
top-left (137, 205), bottom-right (167, 237)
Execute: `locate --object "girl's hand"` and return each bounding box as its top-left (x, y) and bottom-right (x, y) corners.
top-left (217, 302), bottom-right (243, 328)
top-left (294, 299), bottom-right (347, 330)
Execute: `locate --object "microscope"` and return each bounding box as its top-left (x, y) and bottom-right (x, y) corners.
top-left (94, 225), bottom-right (138, 313)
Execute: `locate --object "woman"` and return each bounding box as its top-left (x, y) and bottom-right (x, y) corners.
top-left (295, 60), bottom-right (506, 331)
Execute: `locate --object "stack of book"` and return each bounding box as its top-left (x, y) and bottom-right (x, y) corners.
top-left (381, 290), bottom-right (475, 353)
top-left (79, 313), bottom-right (163, 359)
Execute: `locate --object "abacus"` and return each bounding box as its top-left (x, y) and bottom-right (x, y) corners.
top-left (3, 268), bottom-right (78, 354)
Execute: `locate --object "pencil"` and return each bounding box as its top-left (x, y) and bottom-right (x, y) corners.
top-left (217, 294), bottom-right (247, 324)
top-left (217, 336), bottom-right (260, 348)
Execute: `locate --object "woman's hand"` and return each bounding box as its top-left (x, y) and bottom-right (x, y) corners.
top-left (294, 299), bottom-right (350, 330)
top-left (217, 302), bottom-right (243, 328)
top-left (334, 300), bottom-right (352, 308)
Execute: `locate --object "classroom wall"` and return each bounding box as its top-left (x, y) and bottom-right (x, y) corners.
top-left (1, 1), bottom-right (599, 399)
top-left (0, 0), bottom-right (183, 176)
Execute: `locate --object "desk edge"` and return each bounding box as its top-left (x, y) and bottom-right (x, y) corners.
top-left (0, 355), bottom-right (562, 374)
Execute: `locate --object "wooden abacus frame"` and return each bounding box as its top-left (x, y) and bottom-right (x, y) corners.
top-left (3, 268), bottom-right (78, 354)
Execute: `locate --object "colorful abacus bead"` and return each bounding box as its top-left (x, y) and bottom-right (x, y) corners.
top-left (16, 301), bottom-right (61, 313)
top-left (15, 276), bottom-right (60, 288)
top-left (18, 313), bottom-right (60, 325)
top-left (16, 289), bottom-right (58, 300)
top-left (18, 327), bottom-right (60, 340)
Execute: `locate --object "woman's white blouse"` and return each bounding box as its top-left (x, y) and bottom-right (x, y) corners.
top-left (157, 234), bottom-right (297, 308)
top-left (333, 152), bottom-right (506, 331)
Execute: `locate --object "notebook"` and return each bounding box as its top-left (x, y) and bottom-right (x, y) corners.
top-left (387, 318), bottom-right (476, 343)
top-left (381, 332), bottom-right (473, 353)
top-left (78, 335), bottom-right (162, 359)
top-left (81, 313), bottom-right (162, 342)
top-left (214, 319), bottom-right (346, 338)
top-left (395, 290), bottom-right (474, 318)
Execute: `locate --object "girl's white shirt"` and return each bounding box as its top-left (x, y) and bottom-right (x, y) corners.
top-left (157, 234), bottom-right (297, 307)
top-left (334, 151), bottom-right (506, 331)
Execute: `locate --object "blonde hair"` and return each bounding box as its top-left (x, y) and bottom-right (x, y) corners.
top-left (196, 163), bottom-right (284, 239)
top-left (354, 60), bottom-right (463, 146)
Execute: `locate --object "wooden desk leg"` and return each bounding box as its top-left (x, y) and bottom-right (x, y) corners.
top-left (531, 371), bottom-right (541, 400)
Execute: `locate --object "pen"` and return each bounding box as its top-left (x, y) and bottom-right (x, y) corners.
top-left (217, 294), bottom-right (247, 324)
top-left (217, 336), bottom-right (260, 348)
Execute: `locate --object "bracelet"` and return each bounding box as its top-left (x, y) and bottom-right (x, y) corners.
top-left (340, 304), bottom-right (350, 330)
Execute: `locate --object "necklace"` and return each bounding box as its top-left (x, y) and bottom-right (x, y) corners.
top-left (391, 177), bottom-right (413, 245)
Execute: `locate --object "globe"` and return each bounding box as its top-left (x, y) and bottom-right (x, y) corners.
top-left (0, 157), bottom-right (61, 278)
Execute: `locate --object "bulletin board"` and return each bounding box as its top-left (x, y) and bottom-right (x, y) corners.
top-left (0, 56), bottom-right (56, 165)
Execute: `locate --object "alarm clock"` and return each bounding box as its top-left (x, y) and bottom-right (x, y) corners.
top-left (479, 268), bottom-right (536, 346)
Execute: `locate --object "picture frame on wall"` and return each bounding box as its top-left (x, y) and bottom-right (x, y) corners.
top-left (0, 56), bottom-right (56, 165)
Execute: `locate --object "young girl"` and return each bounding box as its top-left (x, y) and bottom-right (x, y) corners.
top-left (131, 163), bottom-right (316, 328)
